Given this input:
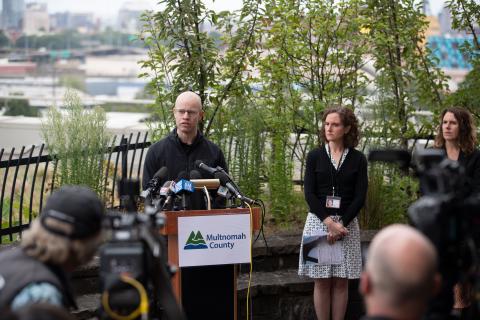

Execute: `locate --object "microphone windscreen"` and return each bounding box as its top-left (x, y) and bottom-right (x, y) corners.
top-left (214, 171), bottom-right (230, 185)
top-left (160, 180), bottom-right (174, 195)
top-left (190, 169), bottom-right (202, 179)
top-left (153, 166), bottom-right (169, 179)
top-left (194, 160), bottom-right (204, 169)
top-left (176, 171), bottom-right (188, 181)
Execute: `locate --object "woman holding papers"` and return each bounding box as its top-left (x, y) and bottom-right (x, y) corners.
top-left (299, 106), bottom-right (368, 320)
top-left (434, 107), bottom-right (480, 317)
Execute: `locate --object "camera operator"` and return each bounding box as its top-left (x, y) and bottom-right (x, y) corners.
top-left (360, 224), bottom-right (440, 320)
top-left (0, 185), bottom-right (104, 311)
top-left (433, 107), bottom-right (480, 316)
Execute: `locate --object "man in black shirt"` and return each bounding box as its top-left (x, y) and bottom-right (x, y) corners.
top-left (143, 91), bottom-right (226, 209)
top-left (143, 91), bottom-right (232, 320)
top-left (359, 224), bottom-right (440, 320)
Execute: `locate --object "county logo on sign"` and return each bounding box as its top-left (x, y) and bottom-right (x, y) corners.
top-left (184, 231), bottom-right (208, 250)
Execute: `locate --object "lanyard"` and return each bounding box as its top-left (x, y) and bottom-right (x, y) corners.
top-left (327, 144), bottom-right (345, 196)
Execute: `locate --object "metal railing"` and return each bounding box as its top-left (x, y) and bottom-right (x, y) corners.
top-left (0, 131), bottom-right (151, 243)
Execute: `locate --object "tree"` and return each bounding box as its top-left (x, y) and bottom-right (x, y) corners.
top-left (255, 0), bottom-right (370, 216)
top-left (139, 0), bottom-right (264, 200)
top-left (444, 1), bottom-right (480, 118)
top-left (446, 0), bottom-right (480, 52)
top-left (139, 0), bottom-right (449, 222)
top-left (2, 99), bottom-right (38, 117)
top-left (0, 30), bottom-right (9, 47)
top-left (364, 0), bottom-right (448, 148)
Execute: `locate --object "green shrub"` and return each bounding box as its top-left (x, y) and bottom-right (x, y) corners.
top-left (360, 164), bottom-right (419, 229)
top-left (41, 91), bottom-right (110, 197)
top-left (2, 99), bottom-right (38, 117)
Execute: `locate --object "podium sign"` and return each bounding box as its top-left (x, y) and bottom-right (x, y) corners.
top-left (178, 214), bottom-right (251, 267)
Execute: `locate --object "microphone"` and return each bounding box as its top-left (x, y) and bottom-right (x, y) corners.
top-left (174, 176), bottom-right (195, 210)
top-left (190, 179), bottom-right (221, 189)
top-left (159, 180), bottom-right (174, 197)
top-left (213, 171), bottom-right (255, 205)
top-left (189, 169), bottom-right (202, 180)
top-left (217, 185), bottom-right (230, 198)
top-left (162, 171), bottom-right (187, 211)
top-left (194, 160), bottom-right (220, 176)
top-left (141, 166), bottom-right (169, 199)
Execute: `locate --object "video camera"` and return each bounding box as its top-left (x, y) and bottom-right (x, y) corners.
top-left (369, 148), bottom-right (479, 320)
top-left (98, 140), bottom-right (185, 320)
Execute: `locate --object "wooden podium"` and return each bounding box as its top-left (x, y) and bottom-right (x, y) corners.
top-left (161, 207), bottom-right (261, 318)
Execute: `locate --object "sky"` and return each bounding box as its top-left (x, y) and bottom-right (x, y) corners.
top-left (29, 0), bottom-right (447, 18)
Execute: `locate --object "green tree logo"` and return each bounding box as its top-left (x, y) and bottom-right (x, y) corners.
top-left (184, 231), bottom-right (208, 250)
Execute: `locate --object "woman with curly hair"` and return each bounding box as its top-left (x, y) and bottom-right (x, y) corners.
top-left (299, 106), bottom-right (368, 320)
top-left (434, 107), bottom-right (480, 317)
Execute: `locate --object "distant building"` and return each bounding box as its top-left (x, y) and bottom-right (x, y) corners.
top-left (49, 12), bottom-right (69, 32)
top-left (2, 0), bottom-right (24, 31)
top-left (117, 1), bottom-right (151, 34)
top-left (0, 60), bottom-right (36, 77)
top-left (69, 12), bottom-right (96, 33)
top-left (437, 6), bottom-right (480, 37)
top-left (0, 112), bottom-right (149, 148)
top-left (424, 16), bottom-right (440, 38)
top-left (427, 36), bottom-right (472, 70)
top-left (23, 2), bottom-right (49, 35)
top-left (439, 7), bottom-right (457, 36)
top-left (422, 0), bottom-right (431, 16)
top-left (49, 12), bottom-right (96, 34)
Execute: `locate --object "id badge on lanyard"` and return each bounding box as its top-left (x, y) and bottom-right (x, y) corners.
top-left (326, 144), bottom-right (343, 209)
top-left (326, 194), bottom-right (341, 209)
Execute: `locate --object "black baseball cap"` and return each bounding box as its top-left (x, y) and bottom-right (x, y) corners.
top-left (40, 185), bottom-right (104, 239)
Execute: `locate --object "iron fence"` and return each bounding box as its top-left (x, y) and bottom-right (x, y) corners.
top-left (0, 131), bottom-right (151, 243)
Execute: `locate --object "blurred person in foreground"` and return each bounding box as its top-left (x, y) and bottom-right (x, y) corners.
top-left (3, 303), bottom-right (75, 320)
top-left (0, 185), bottom-right (104, 311)
top-left (360, 224), bottom-right (440, 320)
top-left (434, 107), bottom-right (480, 318)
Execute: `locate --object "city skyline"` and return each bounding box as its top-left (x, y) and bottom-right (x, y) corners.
top-left (25, 0), bottom-right (242, 18)
top-left (17, 0), bottom-right (446, 18)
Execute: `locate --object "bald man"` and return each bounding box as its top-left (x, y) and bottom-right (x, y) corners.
top-left (143, 91), bottom-right (227, 190)
top-left (142, 91), bottom-right (231, 320)
top-left (360, 224), bottom-right (440, 320)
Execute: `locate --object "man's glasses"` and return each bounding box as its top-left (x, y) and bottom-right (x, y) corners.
top-left (173, 109), bottom-right (199, 116)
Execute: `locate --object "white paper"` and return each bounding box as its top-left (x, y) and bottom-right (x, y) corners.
top-left (303, 230), bottom-right (344, 265)
top-left (315, 240), bottom-right (343, 265)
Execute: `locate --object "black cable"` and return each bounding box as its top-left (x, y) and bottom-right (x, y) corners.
top-left (252, 199), bottom-right (268, 251)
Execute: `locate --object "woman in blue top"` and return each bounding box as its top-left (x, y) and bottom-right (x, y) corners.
top-left (299, 106), bottom-right (368, 320)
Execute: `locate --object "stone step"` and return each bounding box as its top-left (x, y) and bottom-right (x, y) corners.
top-left (72, 230), bottom-right (375, 296)
top-left (74, 294), bottom-right (100, 320)
top-left (74, 269), bottom-right (365, 320)
top-left (236, 269), bottom-right (364, 320)
top-left (242, 232), bottom-right (303, 273)
top-left (72, 233), bottom-right (305, 296)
